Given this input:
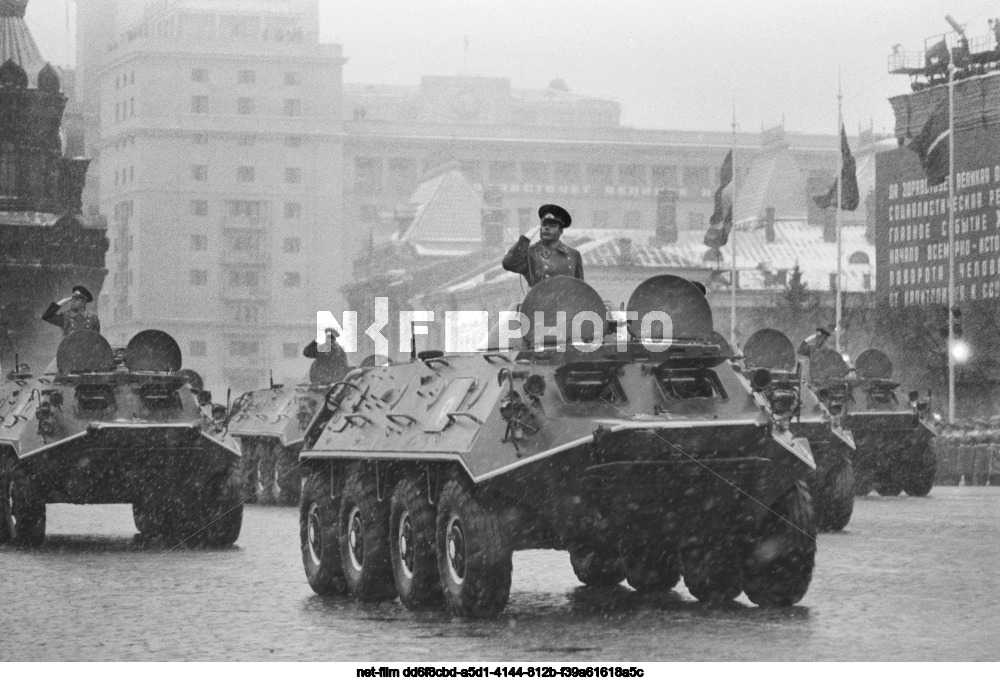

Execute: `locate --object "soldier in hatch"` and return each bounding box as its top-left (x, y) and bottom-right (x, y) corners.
top-left (42, 285), bottom-right (101, 336)
top-left (502, 204), bottom-right (584, 287)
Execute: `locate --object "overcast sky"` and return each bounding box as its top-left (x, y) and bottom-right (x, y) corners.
top-left (23, 0), bottom-right (1000, 135)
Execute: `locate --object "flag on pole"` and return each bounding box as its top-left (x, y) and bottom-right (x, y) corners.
top-left (704, 150), bottom-right (734, 248)
top-left (813, 125), bottom-right (860, 210)
top-left (908, 97), bottom-right (951, 186)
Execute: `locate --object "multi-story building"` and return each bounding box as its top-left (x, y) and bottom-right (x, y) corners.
top-left (86, 0), bottom-right (347, 391)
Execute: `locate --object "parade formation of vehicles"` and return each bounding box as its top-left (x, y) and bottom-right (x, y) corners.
top-left (295, 275), bottom-right (818, 617)
top-left (0, 330), bottom-right (243, 547)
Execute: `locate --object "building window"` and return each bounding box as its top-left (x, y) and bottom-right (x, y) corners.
top-left (554, 163), bottom-right (581, 184)
top-left (592, 210), bottom-right (610, 229)
top-left (191, 68), bottom-right (208, 82)
top-left (625, 210), bottom-right (642, 229)
top-left (284, 202), bottom-right (301, 219)
top-left (191, 199), bottom-right (208, 216)
top-left (237, 97), bottom-right (255, 115)
top-left (189, 269), bottom-right (208, 285)
top-left (237, 134), bottom-right (256, 147)
top-left (620, 164), bottom-right (646, 186)
top-left (283, 272), bottom-right (301, 288)
top-left (190, 340), bottom-right (207, 357)
top-left (687, 212), bottom-right (705, 231)
top-left (237, 166), bottom-right (255, 182)
top-left (190, 234), bottom-right (207, 251)
top-left (587, 164), bottom-right (612, 186)
top-left (283, 237), bottom-right (301, 253)
top-left (230, 341), bottom-right (259, 356)
top-left (284, 167), bottom-right (302, 184)
top-left (283, 98), bottom-right (302, 116)
top-left (192, 133), bottom-right (209, 145)
top-left (237, 69), bottom-right (256, 84)
top-left (284, 136), bottom-right (302, 148)
top-left (129, 97), bottom-right (135, 117)
top-left (829, 273), bottom-right (838, 291)
top-left (129, 165), bottom-right (134, 182)
top-left (283, 342), bottom-right (298, 358)
top-left (488, 161), bottom-right (515, 184)
top-left (522, 162), bottom-right (549, 184)
top-left (849, 251), bottom-right (871, 264)
top-left (115, 103), bottom-right (120, 122)
top-left (863, 273), bottom-right (872, 290)
top-left (284, 71), bottom-right (300, 86)
top-left (191, 165), bottom-right (208, 182)
top-left (234, 304), bottom-right (260, 324)
top-left (191, 96), bottom-right (209, 114)
top-left (651, 165), bottom-right (677, 188)
top-left (229, 270), bottom-right (260, 287)
top-left (354, 157), bottom-right (382, 193)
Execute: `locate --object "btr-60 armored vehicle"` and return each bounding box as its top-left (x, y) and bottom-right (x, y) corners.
top-left (741, 329), bottom-right (855, 531)
top-left (0, 330), bottom-right (243, 546)
top-left (296, 275), bottom-right (817, 618)
top-left (227, 342), bottom-right (350, 505)
top-left (808, 347), bottom-right (937, 497)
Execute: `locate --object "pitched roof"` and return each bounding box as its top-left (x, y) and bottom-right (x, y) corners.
top-left (0, 7), bottom-right (46, 87)
top-left (393, 169), bottom-right (482, 255)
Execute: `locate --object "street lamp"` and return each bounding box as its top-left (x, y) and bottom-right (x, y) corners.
top-left (950, 339), bottom-right (971, 363)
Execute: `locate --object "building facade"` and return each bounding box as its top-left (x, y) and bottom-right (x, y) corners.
top-left (84, 0), bottom-right (347, 391)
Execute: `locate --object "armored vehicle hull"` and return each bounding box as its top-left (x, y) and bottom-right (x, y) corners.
top-left (742, 329), bottom-right (856, 532)
top-left (298, 276), bottom-right (817, 617)
top-left (0, 330), bottom-right (242, 546)
top-left (811, 348), bottom-right (937, 498)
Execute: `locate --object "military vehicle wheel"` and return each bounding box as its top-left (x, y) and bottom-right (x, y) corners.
top-left (569, 546), bottom-right (624, 587)
top-left (743, 480), bottom-right (815, 607)
top-left (815, 460), bottom-right (855, 532)
top-left (301, 469), bottom-right (347, 595)
top-left (623, 543), bottom-right (680, 592)
top-left (680, 535), bottom-right (742, 604)
top-left (390, 477), bottom-right (443, 608)
top-left (902, 445), bottom-right (936, 497)
top-left (853, 466), bottom-right (874, 496)
top-left (272, 446), bottom-right (301, 506)
top-left (1, 466), bottom-right (46, 547)
top-left (194, 466), bottom-right (244, 547)
top-left (339, 465), bottom-right (396, 601)
top-left (436, 479), bottom-right (512, 618)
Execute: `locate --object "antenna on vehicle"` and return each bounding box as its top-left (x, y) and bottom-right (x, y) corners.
top-left (270, 369), bottom-right (274, 389)
top-left (410, 321), bottom-right (417, 362)
top-left (226, 388), bottom-right (231, 413)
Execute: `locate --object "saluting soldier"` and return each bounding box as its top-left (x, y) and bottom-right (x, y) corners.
top-left (502, 204), bottom-right (584, 287)
top-left (42, 285), bottom-right (101, 336)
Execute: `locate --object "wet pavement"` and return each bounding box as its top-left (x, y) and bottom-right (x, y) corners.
top-left (0, 487), bottom-right (998, 661)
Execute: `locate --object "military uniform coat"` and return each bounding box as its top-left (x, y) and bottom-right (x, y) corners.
top-left (501, 236), bottom-right (584, 287)
top-left (42, 303), bottom-right (101, 336)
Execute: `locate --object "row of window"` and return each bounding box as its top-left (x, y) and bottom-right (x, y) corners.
top-left (191, 200), bottom-right (301, 219)
top-left (115, 71), bottom-right (136, 90)
top-left (354, 156), bottom-right (716, 194)
top-left (188, 341), bottom-right (314, 359)
top-left (114, 166), bottom-right (135, 187)
top-left (189, 235), bottom-right (301, 253)
top-left (188, 269), bottom-right (302, 288)
top-left (191, 133), bottom-right (303, 147)
top-left (191, 96), bottom-right (302, 117)
top-left (115, 98), bottom-right (136, 122)
top-left (190, 165), bottom-right (302, 184)
top-left (192, 68), bottom-right (301, 86)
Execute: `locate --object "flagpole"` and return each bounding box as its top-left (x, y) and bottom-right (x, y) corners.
top-left (730, 99), bottom-right (738, 349)
top-left (836, 68), bottom-right (844, 353)
top-left (948, 61), bottom-right (956, 423)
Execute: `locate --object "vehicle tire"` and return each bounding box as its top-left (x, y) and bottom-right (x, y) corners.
top-left (390, 477), bottom-right (443, 609)
top-left (743, 480), bottom-right (816, 607)
top-left (301, 469), bottom-right (347, 595)
top-left (874, 478), bottom-right (903, 497)
top-left (1, 465), bottom-right (46, 547)
top-left (815, 460), bottom-right (855, 532)
top-left (436, 479), bottom-right (512, 618)
top-left (902, 444), bottom-right (936, 497)
top-left (852, 461), bottom-right (874, 497)
top-left (256, 442), bottom-right (278, 505)
top-left (569, 546), bottom-right (624, 587)
top-left (272, 446), bottom-right (301, 506)
top-left (339, 464), bottom-right (396, 601)
top-left (195, 466), bottom-right (244, 547)
top-left (680, 534), bottom-right (742, 604)
top-left (623, 543), bottom-right (681, 592)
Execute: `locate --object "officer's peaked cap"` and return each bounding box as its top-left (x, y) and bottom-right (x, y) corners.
top-left (538, 204), bottom-right (572, 228)
top-left (72, 285), bottom-right (94, 303)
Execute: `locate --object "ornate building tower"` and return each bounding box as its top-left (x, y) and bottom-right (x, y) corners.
top-left (0, 0), bottom-right (108, 371)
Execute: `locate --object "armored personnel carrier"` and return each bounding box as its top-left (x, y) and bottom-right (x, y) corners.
top-left (0, 330), bottom-right (243, 546)
top-left (741, 329), bottom-right (855, 531)
top-left (296, 275), bottom-right (817, 618)
top-left (808, 347), bottom-right (936, 497)
top-left (227, 344), bottom-right (350, 505)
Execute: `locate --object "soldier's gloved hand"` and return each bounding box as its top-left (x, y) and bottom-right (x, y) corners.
top-left (523, 225), bottom-right (541, 242)
top-left (57, 297), bottom-right (73, 306)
